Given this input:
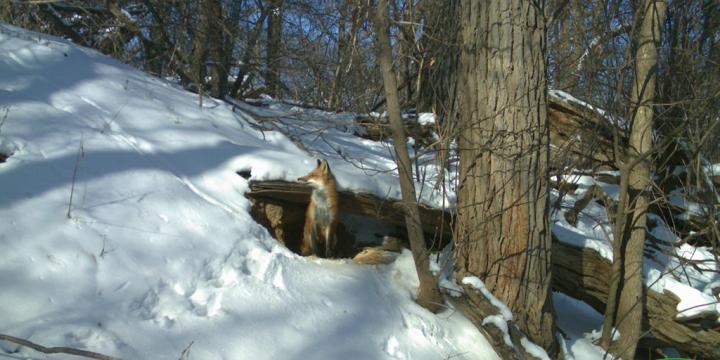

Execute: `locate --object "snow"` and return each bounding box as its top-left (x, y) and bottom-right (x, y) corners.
top-left (461, 277), bottom-right (513, 321)
top-left (461, 277), bottom-right (515, 349)
top-left (0, 23), bottom-right (486, 359)
top-left (1, 21), bottom-right (716, 360)
top-left (521, 337), bottom-right (551, 360)
top-left (554, 292), bottom-right (616, 360)
top-left (482, 315), bottom-right (513, 347)
top-left (550, 179), bottom-right (615, 260)
top-left (707, 163), bottom-right (720, 176)
top-left (551, 171), bottom-right (720, 322)
top-left (549, 89), bottom-right (609, 119)
top-left (668, 190), bottom-right (708, 219)
top-left (417, 112), bottom-right (435, 126)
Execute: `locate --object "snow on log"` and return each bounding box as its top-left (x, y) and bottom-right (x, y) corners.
top-left (354, 92), bottom-right (623, 171)
top-left (553, 239), bottom-right (720, 359)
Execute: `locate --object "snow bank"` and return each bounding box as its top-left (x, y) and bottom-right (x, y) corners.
top-left (0, 23), bottom-right (487, 359)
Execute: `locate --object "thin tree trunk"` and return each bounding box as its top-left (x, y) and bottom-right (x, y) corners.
top-left (328, 0), bottom-right (349, 111)
top-left (397, 1), bottom-right (415, 104)
top-left (230, 6), bottom-right (269, 98)
top-left (374, 0), bottom-right (443, 313)
top-left (0, 2), bottom-right (12, 23)
top-left (602, 1), bottom-right (666, 358)
top-left (600, 167), bottom-right (630, 350)
top-left (205, 0), bottom-right (226, 98)
top-left (176, 0), bottom-right (193, 87)
top-left (454, 0), bottom-right (558, 355)
top-left (146, 1), bottom-right (168, 76)
top-left (266, 0), bottom-right (283, 98)
top-left (219, 0), bottom-right (243, 98)
top-left (191, 0), bottom-right (211, 105)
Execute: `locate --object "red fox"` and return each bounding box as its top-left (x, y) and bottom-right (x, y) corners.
top-left (297, 159), bottom-right (339, 258)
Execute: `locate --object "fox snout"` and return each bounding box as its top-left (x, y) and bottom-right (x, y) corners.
top-left (298, 159), bottom-right (328, 184)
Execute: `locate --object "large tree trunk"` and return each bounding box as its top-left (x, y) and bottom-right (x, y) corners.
top-left (374, 0), bottom-right (443, 313)
top-left (265, 0), bottom-right (284, 98)
top-left (454, 0), bottom-right (558, 355)
top-left (601, 1), bottom-right (667, 358)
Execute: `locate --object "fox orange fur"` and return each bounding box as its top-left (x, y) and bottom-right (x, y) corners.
top-left (297, 159), bottom-right (339, 258)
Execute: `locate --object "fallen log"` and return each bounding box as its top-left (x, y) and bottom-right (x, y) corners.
top-left (246, 180), bottom-right (453, 247)
top-left (553, 239), bottom-right (720, 359)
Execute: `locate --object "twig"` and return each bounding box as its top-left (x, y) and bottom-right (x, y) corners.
top-left (0, 333), bottom-right (123, 360)
top-left (67, 135), bottom-right (85, 219)
top-left (0, 106), bottom-right (9, 133)
top-left (178, 341), bottom-right (194, 360)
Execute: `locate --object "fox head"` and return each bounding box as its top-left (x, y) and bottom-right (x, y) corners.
top-left (298, 159), bottom-right (333, 187)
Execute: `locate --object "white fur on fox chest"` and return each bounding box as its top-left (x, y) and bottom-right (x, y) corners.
top-left (310, 185), bottom-right (334, 226)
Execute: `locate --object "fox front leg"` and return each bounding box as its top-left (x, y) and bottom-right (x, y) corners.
top-left (310, 225), bottom-right (319, 256)
top-left (324, 227), bottom-right (336, 258)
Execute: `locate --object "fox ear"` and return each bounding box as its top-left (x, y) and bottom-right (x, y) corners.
top-left (316, 159), bottom-right (322, 166)
top-left (322, 159), bottom-right (330, 171)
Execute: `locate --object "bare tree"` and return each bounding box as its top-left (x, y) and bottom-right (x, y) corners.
top-left (374, 0), bottom-right (443, 313)
top-left (230, 4), bottom-right (270, 99)
top-left (600, 1), bottom-right (667, 358)
top-left (266, 0), bottom-right (284, 98)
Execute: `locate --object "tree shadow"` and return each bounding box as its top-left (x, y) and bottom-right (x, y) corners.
top-left (0, 141), bottom-right (257, 206)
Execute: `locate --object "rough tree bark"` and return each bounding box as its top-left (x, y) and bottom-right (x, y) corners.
top-left (454, 0), bottom-right (558, 356)
top-left (600, 1), bottom-right (667, 358)
top-left (374, 0), bottom-right (443, 313)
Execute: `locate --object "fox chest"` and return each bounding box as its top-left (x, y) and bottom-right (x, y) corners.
top-left (310, 188), bottom-right (334, 226)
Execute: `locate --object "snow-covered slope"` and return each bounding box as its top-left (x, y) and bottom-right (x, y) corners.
top-left (0, 23), bottom-right (620, 360)
top-left (0, 24), bottom-right (490, 359)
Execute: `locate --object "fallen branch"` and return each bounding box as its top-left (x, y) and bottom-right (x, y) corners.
top-left (0, 334), bottom-right (123, 360)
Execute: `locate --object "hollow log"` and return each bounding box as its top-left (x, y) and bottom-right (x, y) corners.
top-left (246, 180), bottom-right (452, 247)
